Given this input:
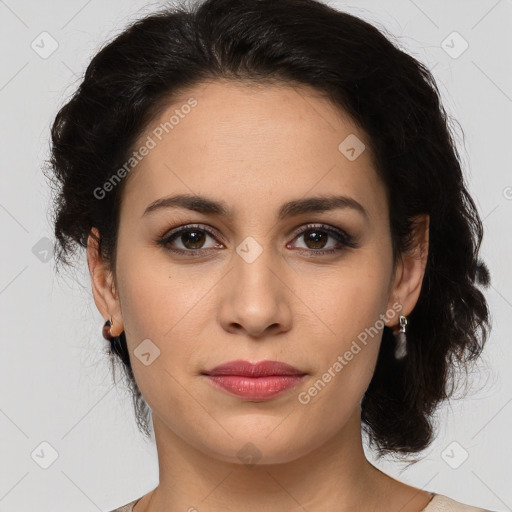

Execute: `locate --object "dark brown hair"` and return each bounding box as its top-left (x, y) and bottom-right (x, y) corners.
top-left (45, 0), bottom-right (492, 461)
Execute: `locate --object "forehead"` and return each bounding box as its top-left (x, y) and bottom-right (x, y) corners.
top-left (120, 80), bottom-right (386, 225)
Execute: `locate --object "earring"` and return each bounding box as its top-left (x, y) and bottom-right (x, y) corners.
top-left (393, 314), bottom-right (408, 360)
top-left (102, 317), bottom-right (129, 364)
top-left (102, 317), bottom-right (114, 341)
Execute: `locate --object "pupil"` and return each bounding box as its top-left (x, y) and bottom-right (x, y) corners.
top-left (183, 230), bottom-right (205, 249)
top-left (306, 230), bottom-right (326, 249)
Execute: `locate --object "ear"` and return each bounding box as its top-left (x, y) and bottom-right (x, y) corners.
top-left (87, 227), bottom-right (124, 337)
top-left (384, 214), bottom-right (430, 328)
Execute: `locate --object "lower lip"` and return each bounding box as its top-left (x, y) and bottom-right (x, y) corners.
top-left (205, 375), bottom-right (306, 400)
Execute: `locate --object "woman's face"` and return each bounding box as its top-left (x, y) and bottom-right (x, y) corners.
top-left (90, 80), bottom-right (427, 464)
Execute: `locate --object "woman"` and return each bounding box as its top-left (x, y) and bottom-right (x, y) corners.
top-left (45, 0), bottom-right (495, 510)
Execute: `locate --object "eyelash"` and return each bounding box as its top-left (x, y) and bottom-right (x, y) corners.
top-left (156, 223), bottom-right (358, 258)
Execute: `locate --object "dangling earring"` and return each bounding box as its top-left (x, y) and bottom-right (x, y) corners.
top-left (393, 314), bottom-right (408, 360)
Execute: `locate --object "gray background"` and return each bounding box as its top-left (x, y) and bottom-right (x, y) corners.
top-left (0, 0), bottom-right (510, 511)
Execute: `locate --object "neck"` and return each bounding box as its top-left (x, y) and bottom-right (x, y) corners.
top-left (137, 408), bottom-right (408, 512)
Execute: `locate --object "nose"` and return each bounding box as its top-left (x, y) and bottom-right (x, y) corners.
top-left (217, 239), bottom-right (292, 339)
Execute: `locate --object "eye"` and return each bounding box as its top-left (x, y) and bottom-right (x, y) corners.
top-left (158, 224), bottom-right (223, 256)
top-left (288, 223), bottom-right (358, 256)
top-left (157, 223), bottom-right (358, 257)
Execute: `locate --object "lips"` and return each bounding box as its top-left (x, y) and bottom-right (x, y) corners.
top-left (202, 360), bottom-right (307, 400)
top-left (203, 360), bottom-right (306, 377)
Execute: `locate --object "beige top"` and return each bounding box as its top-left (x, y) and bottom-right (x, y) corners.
top-left (108, 493), bottom-right (495, 511)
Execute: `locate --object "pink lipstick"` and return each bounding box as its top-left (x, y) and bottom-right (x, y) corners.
top-left (202, 360), bottom-right (306, 400)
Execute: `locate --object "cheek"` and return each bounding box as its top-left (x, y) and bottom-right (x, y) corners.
top-left (116, 245), bottom-right (211, 336)
top-left (299, 257), bottom-right (391, 398)
top-left (115, 249), bottom-right (221, 391)
top-left (115, 262), bottom-right (200, 418)
top-left (303, 259), bottom-right (390, 343)
top-left (296, 276), bottom-right (387, 427)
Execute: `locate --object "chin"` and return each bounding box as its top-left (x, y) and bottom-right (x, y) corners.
top-left (191, 428), bottom-right (319, 467)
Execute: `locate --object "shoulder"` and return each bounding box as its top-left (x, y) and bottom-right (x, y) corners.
top-left (425, 493), bottom-right (495, 512)
top-left (106, 497), bottom-right (143, 512)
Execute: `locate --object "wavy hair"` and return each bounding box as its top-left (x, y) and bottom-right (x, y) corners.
top-left (45, 0), bottom-right (492, 461)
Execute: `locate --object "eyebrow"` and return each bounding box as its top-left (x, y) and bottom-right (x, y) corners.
top-left (142, 193), bottom-right (369, 221)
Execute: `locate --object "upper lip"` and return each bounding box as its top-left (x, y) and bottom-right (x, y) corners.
top-left (203, 360), bottom-right (306, 377)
